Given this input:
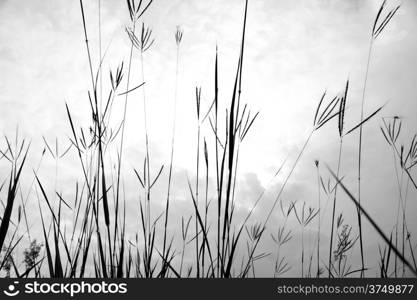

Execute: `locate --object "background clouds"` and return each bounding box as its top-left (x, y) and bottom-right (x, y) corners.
top-left (1, 0), bottom-right (417, 276)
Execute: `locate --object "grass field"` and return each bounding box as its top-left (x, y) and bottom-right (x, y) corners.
top-left (0, 0), bottom-right (416, 278)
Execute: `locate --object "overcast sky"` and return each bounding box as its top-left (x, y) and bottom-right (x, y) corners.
top-left (1, 0), bottom-right (417, 277)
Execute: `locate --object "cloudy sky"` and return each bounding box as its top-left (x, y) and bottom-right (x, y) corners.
top-left (1, 0), bottom-right (417, 277)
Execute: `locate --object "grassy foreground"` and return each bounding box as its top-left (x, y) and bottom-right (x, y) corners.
top-left (0, 0), bottom-right (416, 278)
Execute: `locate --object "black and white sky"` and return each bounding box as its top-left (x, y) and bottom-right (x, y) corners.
top-left (1, 0), bottom-right (417, 276)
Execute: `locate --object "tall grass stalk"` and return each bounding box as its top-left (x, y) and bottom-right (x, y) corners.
top-left (356, 0), bottom-right (400, 277)
top-left (138, 25), bottom-right (154, 255)
top-left (194, 86), bottom-right (202, 277)
top-left (79, 0), bottom-right (109, 277)
top-left (315, 160), bottom-right (321, 277)
top-left (128, 21), bottom-right (160, 277)
top-left (381, 117), bottom-right (414, 277)
top-left (294, 202), bottom-right (319, 277)
top-left (328, 79), bottom-right (348, 277)
top-left (115, 2), bottom-right (152, 268)
top-left (162, 26), bottom-right (183, 268)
